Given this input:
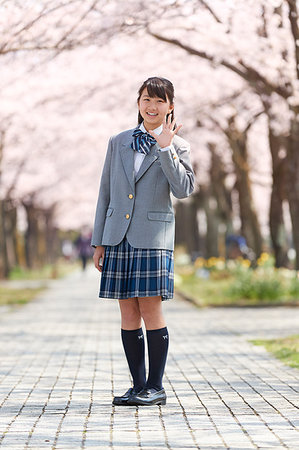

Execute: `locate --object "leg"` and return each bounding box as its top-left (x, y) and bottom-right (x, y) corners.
top-left (138, 296), bottom-right (169, 391)
top-left (137, 295), bottom-right (166, 330)
top-left (82, 255), bottom-right (87, 270)
top-left (115, 298), bottom-right (146, 399)
top-left (118, 297), bottom-right (141, 330)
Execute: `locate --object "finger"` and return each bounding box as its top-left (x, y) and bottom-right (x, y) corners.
top-left (148, 130), bottom-right (158, 139)
top-left (94, 256), bottom-right (103, 272)
top-left (170, 115), bottom-right (176, 125)
top-left (173, 124), bottom-right (183, 134)
top-left (94, 259), bottom-right (100, 271)
top-left (170, 115), bottom-right (176, 130)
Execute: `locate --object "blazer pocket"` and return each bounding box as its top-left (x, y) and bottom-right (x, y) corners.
top-left (147, 211), bottom-right (174, 222)
top-left (106, 207), bottom-right (114, 217)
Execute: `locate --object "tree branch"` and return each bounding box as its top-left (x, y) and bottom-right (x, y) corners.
top-left (148, 30), bottom-right (291, 100)
top-left (5, 158), bottom-right (27, 199)
top-left (197, 0), bottom-right (222, 24)
top-left (0, 0), bottom-right (81, 55)
top-left (53, 0), bottom-right (99, 51)
top-left (243, 110), bottom-right (264, 135)
top-left (287, 0), bottom-right (299, 79)
top-left (0, 0), bottom-right (101, 56)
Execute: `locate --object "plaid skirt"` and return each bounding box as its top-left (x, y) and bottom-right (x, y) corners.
top-left (99, 236), bottom-right (174, 301)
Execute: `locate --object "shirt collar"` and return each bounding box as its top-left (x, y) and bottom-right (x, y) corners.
top-left (140, 122), bottom-right (163, 135)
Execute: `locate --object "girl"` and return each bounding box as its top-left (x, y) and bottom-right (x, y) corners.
top-left (92, 76), bottom-right (194, 406)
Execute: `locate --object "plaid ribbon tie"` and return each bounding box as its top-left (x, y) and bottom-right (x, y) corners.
top-left (131, 128), bottom-right (157, 155)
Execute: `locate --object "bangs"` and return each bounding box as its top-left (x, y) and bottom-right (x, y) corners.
top-left (144, 80), bottom-right (168, 101)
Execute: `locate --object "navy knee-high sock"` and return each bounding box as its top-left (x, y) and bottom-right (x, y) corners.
top-left (121, 328), bottom-right (146, 391)
top-left (146, 327), bottom-right (169, 391)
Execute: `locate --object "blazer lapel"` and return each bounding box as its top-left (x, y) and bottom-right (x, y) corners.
top-left (120, 143), bottom-right (135, 191)
top-left (121, 131), bottom-right (159, 187)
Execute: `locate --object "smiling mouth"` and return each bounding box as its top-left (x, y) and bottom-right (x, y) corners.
top-left (147, 112), bottom-right (158, 116)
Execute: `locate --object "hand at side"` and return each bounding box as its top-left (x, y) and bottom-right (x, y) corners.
top-left (93, 246), bottom-right (105, 272)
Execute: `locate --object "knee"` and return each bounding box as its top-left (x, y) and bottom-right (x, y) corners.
top-left (138, 298), bottom-right (163, 324)
top-left (120, 299), bottom-right (141, 328)
top-left (123, 306), bottom-right (141, 323)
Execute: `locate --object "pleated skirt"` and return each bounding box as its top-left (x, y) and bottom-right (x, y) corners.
top-left (99, 236), bottom-right (174, 301)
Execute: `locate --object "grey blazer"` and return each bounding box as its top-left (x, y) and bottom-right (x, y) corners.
top-left (91, 127), bottom-right (194, 250)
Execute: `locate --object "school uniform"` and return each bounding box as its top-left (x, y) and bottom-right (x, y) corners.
top-left (91, 122), bottom-right (194, 301)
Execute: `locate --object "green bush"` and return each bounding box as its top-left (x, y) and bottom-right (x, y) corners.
top-left (289, 278), bottom-right (299, 298)
top-left (226, 270), bottom-right (284, 301)
top-left (175, 252), bottom-right (299, 306)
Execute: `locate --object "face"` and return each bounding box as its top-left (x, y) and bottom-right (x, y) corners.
top-left (138, 88), bottom-right (174, 131)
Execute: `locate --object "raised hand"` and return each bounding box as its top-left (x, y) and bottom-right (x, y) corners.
top-left (148, 115), bottom-right (182, 148)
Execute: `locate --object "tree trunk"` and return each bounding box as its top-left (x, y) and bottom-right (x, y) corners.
top-left (174, 201), bottom-right (186, 247)
top-left (199, 185), bottom-right (220, 258)
top-left (187, 196), bottom-right (201, 258)
top-left (0, 199), bottom-right (9, 278)
top-left (22, 200), bottom-right (49, 269)
top-left (232, 142), bottom-right (263, 258)
top-left (268, 125), bottom-right (289, 267)
top-left (44, 206), bottom-right (59, 264)
top-left (0, 133), bottom-right (9, 278)
top-left (209, 143), bottom-right (234, 235)
top-left (175, 198), bottom-right (201, 258)
top-left (4, 198), bottom-right (19, 270)
top-left (227, 122), bottom-right (263, 259)
top-left (287, 115), bottom-right (299, 269)
top-left (23, 201), bottom-right (38, 269)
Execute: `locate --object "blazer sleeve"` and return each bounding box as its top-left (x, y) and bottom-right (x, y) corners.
top-left (157, 140), bottom-right (195, 199)
top-left (91, 137), bottom-right (113, 247)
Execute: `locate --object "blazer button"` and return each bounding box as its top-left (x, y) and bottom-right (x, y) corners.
top-left (125, 214), bottom-right (130, 219)
top-left (128, 194), bottom-right (134, 199)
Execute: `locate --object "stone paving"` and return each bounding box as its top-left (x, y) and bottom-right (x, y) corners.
top-left (0, 266), bottom-right (298, 449)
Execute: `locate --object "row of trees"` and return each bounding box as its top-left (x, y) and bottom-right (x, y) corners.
top-left (145, 0), bottom-right (298, 268)
top-left (0, 0), bottom-right (298, 277)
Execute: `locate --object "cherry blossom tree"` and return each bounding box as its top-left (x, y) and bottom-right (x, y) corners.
top-left (141, 0), bottom-right (299, 268)
top-left (1, 0), bottom-right (295, 275)
top-left (0, 1), bottom-right (207, 274)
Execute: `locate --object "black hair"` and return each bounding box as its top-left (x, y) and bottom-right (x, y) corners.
top-left (137, 77), bottom-right (175, 125)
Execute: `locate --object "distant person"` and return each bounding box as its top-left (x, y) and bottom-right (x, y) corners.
top-left (75, 227), bottom-right (92, 271)
top-left (225, 234), bottom-right (255, 261)
top-left (91, 77), bottom-right (194, 406)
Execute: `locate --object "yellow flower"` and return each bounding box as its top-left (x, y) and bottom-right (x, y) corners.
top-left (241, 259), bottom-right (251, 268)
top-left (194, 257), bottom-right (205, 268)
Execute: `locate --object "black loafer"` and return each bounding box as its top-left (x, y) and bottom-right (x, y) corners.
top-left (112, 387), bottom-right (143, 406)
top-left (127, 388), bottom-right (166, 406)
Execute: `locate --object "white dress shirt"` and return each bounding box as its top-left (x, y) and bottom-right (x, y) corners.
top-left (134, 122), bottom-right (172, 176)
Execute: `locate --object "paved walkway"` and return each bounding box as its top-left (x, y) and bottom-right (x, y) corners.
top-left (0, 267), bottom-right (298, 450)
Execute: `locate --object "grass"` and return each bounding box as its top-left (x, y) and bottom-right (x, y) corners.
top-left (0, 259), bottom-right (82, 308)
top-left (0, 287), bottom-right (44, 307)
top-left (9, 258), bottom-right (81, 280)
top-left (175, 271), bottom-right (234, 306)
top-left (174, 265), bottom-right (299, 307)
top-left (251, 335), bottom-right (299, 369)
